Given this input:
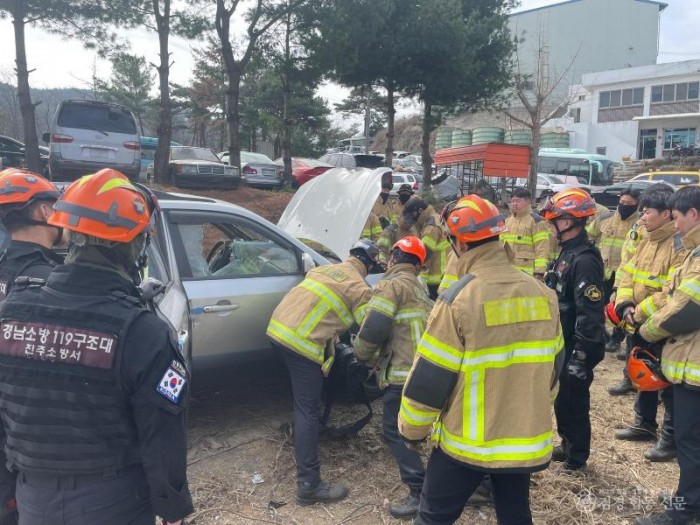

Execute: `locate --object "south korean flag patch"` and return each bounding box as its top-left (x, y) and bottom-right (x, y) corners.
top-left (157, 366), bottom-right (186, 403)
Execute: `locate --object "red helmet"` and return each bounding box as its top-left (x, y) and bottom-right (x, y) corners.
top-left (604, 301), bottom-right (621, 326)
top-left (48, 169), bottom-right (151, 243)
top-left (0, 168), bottom-right (60, 210)
top-left (627, 347), bottom-right (670, 391)
top-left (541, 189), bottom-right (596, 221)
top-left (392, 235), bottom-right (427, 265)
top-left (443, 195), bottom-right (507, 243)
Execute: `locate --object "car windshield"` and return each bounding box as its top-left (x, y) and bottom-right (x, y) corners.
top-left (171, 147), bottom-right (220, 162)
top-left (544, 174), bottom-right (564, 184)
top-left (57, 103), bottom-right (137, 134)
top-left (354, 155), bottom-right (384, 169)
top-left (241, 152), bottom-right (275, 164)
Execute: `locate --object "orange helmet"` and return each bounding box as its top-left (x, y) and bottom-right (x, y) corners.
top-left (0, 168), bottom-right (60, 210)
top-left (392, 235), bottom-right (427, 265)
top-left (541, 189), bottom-right (596, 221)
top-left (443, 195), bottom-right (507, 243)
top-left (48, 168), bottom-right (151, 243)
top-left (627, 347), bottom-right (670, 391)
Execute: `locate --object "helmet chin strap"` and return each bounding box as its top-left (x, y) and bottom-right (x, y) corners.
top-left (553, 219), bottom-right (579, 240)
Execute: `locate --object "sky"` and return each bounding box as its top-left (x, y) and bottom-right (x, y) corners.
top-left (0, 0), bottom-right (698, 126)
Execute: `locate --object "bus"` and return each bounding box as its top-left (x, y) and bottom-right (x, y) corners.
top-left (537, 148), bottom-right (616, 189)
top-left (139, 136), bottom-right (181, 181)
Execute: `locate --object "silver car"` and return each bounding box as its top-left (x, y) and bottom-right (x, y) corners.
top-left (220, 151), bottom-right (284, 189)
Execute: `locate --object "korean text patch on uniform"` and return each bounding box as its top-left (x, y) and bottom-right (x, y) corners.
top-left (157, 365), bottom-right (186, 403)
top-left (0, 320), bottom-right (117, 369)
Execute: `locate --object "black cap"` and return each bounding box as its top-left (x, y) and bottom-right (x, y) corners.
top-left (397, 184), bottom-right (414, 194)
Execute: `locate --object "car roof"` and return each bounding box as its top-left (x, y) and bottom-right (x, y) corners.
top-left (637, 171), bottom-right (700, 176)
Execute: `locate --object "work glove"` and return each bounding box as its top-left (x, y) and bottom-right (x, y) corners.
top-left (567, 349), bottom-right (589, 382)
top-left (403, 437), bottom-right (426, 452)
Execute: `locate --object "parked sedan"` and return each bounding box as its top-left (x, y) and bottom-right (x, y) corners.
top-left (515, 174), bottom-right (574, 200)
top-left (273, 157), bottom-right (332, 187)
top-left (0, 135), bottom-right (49, 173)
top-left (159, 147), bottom-right (240, 189)
top-left (591, 180), bottom-right (677, 209)
top-left (220, 151), bottom-right (284, 189)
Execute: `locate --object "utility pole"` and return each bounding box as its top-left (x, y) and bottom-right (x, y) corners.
top-left (364, 87), bottom-right (370, 154)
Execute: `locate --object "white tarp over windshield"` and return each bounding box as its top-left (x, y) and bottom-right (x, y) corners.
top-left (278, 167), bottom-right (388, 260)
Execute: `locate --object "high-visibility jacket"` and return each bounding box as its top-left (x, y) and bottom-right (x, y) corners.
top-left (437, 250), bottom-right (459, 295)
top-left (398, 241), bottom-right (564, 472)
top-left (416, 206), bottom-right (449, 286)
top-left (377, 221), bottom-right (418, 263)
top-left (373, 195), bottom-right (399, 227)
top-left (586, 209), bottom-right (640, 279)
top-left (641, 224), bottom-right (700, 388)
top-left (267, 257), bottom-right (373, 373)
top-left (614, 220), bottom-right (646, 288)
top-left (501, 205), bottom-right (550, 275)
top-left (361, 212), bottom-right (382, 241)
top-left (615, 221), bottom-right (684, 324)
top-left (354, 263), bottom-right (433, 387)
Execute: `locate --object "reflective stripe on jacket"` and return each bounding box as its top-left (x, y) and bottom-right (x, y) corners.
top-left (501, 206), bottom-right (550, 275)
top-left (641, 225), bottom-right (700, 388)
top-left (354, 264), bottom-right (433, 387)
top-left (362, 213), bottom-right (382, 241)
top-left (417, 207), bottom-right (449, 285)
top-left (267, 257), bottom-right (372, 372)
top-left (398, 242), bottom-right (563, 472)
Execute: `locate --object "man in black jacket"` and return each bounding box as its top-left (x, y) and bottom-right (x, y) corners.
top-left (542, 189), bottom-right (606, 471)
top-left (0, 169), bottom-right (192, 525)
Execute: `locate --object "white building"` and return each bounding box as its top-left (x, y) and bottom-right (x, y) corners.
top-left (509, 0), bottom-right (667, 84)
top-left (559, 60), bottom-right (700, 161)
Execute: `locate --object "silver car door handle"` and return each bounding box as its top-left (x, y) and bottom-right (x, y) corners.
top-left (202, 304), bottom-right (240, 313)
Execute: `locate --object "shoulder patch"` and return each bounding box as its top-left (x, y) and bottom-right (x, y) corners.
top-left (583, 284), bottom-right (603, 302)
top-left (674, 232), bottom-right (683, 252)
top-left (530, 211), bottom-right (543, 223)
top-left (157, 365), bottom-right (187, 403)
top-left (440, 274), bottom-right (475, 305)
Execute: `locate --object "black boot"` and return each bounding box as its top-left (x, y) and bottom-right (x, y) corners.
top-left (608, 377), bottom-right (634, 396)
top-left (605, 338), bottom-right (621, 353)
top-left (552, 445), bottom-right (566, 462)
top-left (297, 480), bottom-right (349, 506)
top-left (615, 422), bottom-right (657, 442)
top-left (389, 490), bottom-right (420, 520)
top-left (644, 432), bottom-right (677, 462)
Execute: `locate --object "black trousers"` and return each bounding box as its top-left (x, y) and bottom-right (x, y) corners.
top-left (15, 465), bottom-right (152, 525)
top-left (668, 385), bottom-right (700, 523)
top-left (635, 386), bottom-right (674, 435)
top-left (415, 447), bottom-right (532, 525)
top-left (278, 345), bottom-right (324, 486)
top-left (382, 385), bottom-right (424, 494)
top-left (554, 366), bottom-right (594, 467)
top-left (0, 450), bottom-right (16, 525)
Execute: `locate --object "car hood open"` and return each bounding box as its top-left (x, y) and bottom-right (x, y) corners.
top-left (278, 167), bottom-right (390, 260)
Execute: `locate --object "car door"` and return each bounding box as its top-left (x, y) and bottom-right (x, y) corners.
top-left (165, 209), bottom-right (305, 365)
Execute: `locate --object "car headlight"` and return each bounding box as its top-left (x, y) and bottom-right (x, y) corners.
top-left (225, 166), bottom-right (238, 176)
top-left (180, 165), bottom-right (198, 175)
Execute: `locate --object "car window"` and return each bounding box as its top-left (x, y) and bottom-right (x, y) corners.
top-left (57, 103), bottom-right (137, 134)
top-left (0, 138), bottom-right (22, 153)
top-left (340, 155), bottom-right (354, 168)
top-left (170, 147), bottom-right (221, 163)
top-left (170, 215), bottom-right (301, 280)
top-left (391, 175), bottom-right (403, 184)
top-left (655, 174), bottom-right (699, 185)
top-left (407, 175), bottom-right (416, 182)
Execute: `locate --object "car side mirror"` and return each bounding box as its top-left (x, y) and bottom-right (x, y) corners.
top-left (301, 252), bottom-right (316, 274)
top-left (41, 133), bottom-right (50, 144)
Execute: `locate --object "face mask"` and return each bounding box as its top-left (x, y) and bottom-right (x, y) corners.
top-left (380, 193), bottom-right (389, 204)
top-left (618, 203), bottom-right (638, 220)
top-left (398, 193), bottom-right (411, 205)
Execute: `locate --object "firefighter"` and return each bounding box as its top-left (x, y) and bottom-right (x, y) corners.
top-left (501, 188), bottom-right (550, 279)
top-left (542, 189), bottom-right (605, 471)
top-left (0, 169), bottom-right (192, 525)
top-left (612, 186), bottom-right (683, 462)
top-left (398, 194), bottom-right (562, 525)
top-left (266, 240), bottom-right (378, 505)
top-left (373, 181), bottom-right (398, 229)
top-left (634, 185), bottom-right (700, 525)
top-left (402, 198), bottom-right (449, 299)
top-left (586, 189), bottom-right (641, 353)
top-left (377, 220), bottom-right (417, 264)
top-left (354, 236), bottom-right (432, 520)
top-left (396, 184), bottom-right (415, 207)
top-left (0, 169), bottom-right (64, 525)
top-left (361, 212), bottom-right (382, 241)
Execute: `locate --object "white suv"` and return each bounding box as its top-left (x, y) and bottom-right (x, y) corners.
top-left (43, 100), bottom-right (141, 181)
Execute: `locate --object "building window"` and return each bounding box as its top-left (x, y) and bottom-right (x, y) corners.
top-left (651, 81), bottom-right (700, 104)
top-left (599, 87), bottom-right (644, 109)
top-left (663, 128), bottom-right (696, 149)
top-left (596, 147), bottom-right (607, 155)
top-left (569, 108), bottom-right (581, 123)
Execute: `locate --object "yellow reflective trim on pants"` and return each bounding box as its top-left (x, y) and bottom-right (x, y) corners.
top-left (298, 302), bottom-right (330, 338)
top-left (368, 295), bottom-right (396, 317)
top-left (638, 297), bottom-right (658, 319)
top-left (300, 279), bottom-right (353, 326)
top-left (432, 424), bottom-right (554, 463)
top-left (418, 333), bottom-right (463, 372)
top-left (460, 337), bottom-right (561, 370)
top-left (483, 296), bottom-right (552, 327)
top-left (662, 358), bottom-right (700, 383)
top-left (677, 279), bottom-right (700, 302)
top-left (267, 320), bottom-right (324, 363)
top-left (400, 398), bottom-right (440, 426)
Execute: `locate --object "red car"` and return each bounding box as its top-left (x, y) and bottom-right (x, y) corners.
top-left (276, 157), bottom-right (333, 187)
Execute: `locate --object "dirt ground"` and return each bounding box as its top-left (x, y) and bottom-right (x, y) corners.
top-left (154, 185), bottom-right (678, 525)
